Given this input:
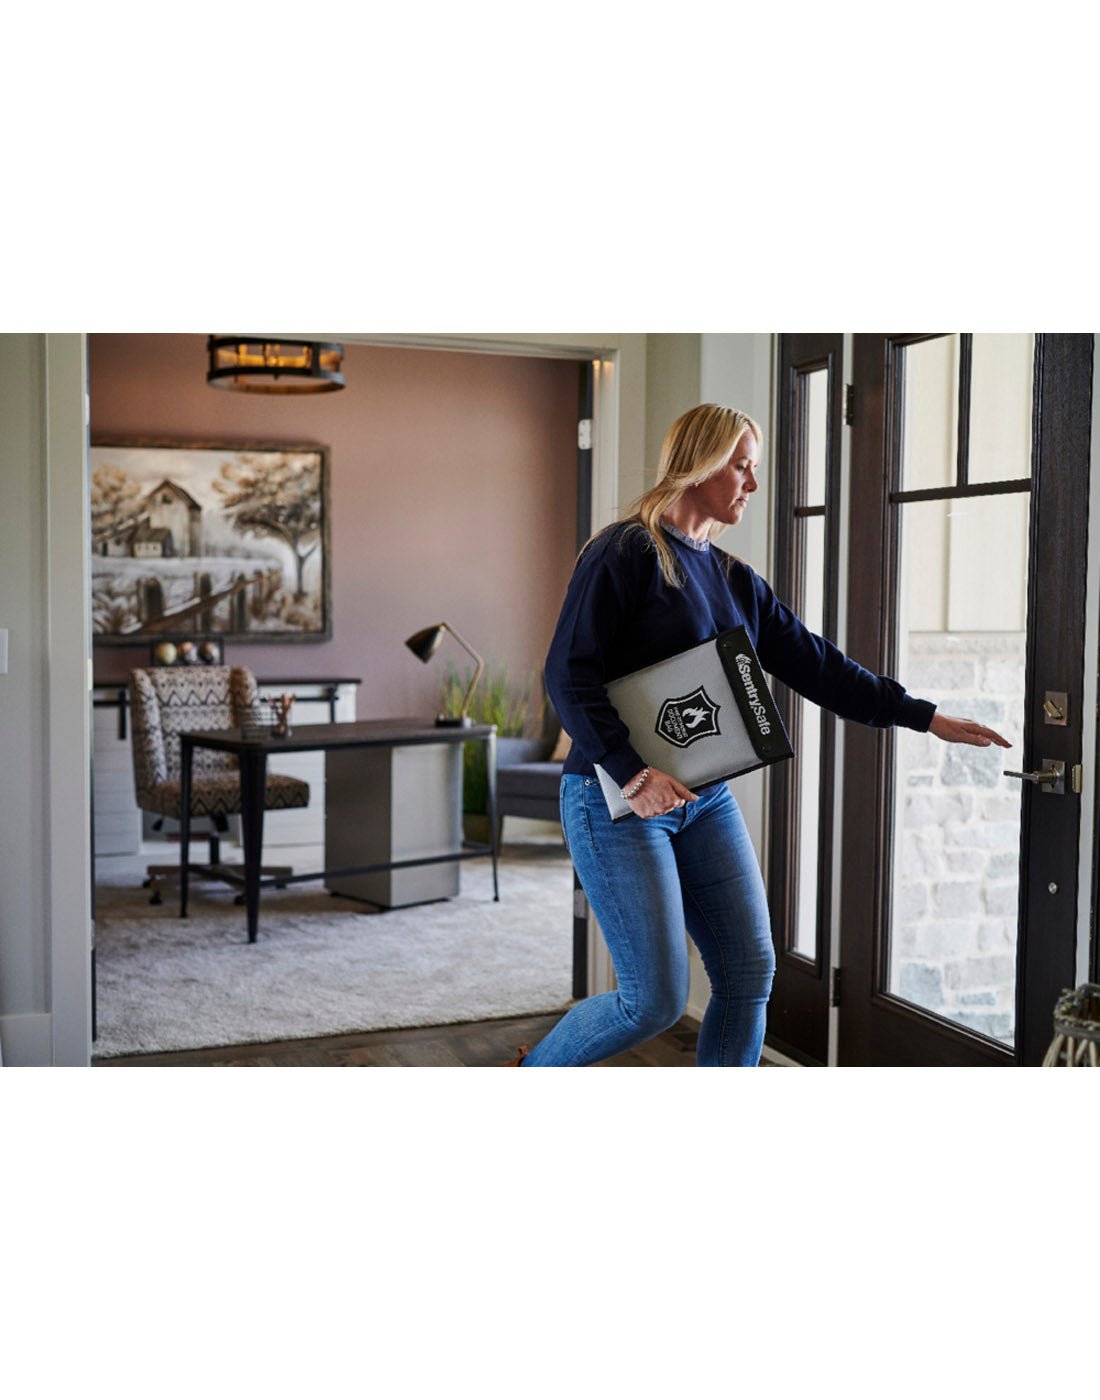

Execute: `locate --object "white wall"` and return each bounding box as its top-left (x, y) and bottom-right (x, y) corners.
top-left (0, 335), bottom-right (93, 1067)
top-left (644, 335), bottom-right (702, 485)
top-left (0, 336), bottom-right (53, 1064)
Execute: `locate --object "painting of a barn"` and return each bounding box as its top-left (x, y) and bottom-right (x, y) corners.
top-left (90, 441), bottom-right (330, 643)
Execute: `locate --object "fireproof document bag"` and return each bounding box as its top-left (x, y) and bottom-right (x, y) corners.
top-left (594, 626), bottom-right (794, 821)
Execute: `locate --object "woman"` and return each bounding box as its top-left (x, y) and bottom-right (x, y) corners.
top-left (513, 404), bottom-right (1011, 1067)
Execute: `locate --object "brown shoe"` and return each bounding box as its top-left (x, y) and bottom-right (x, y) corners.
top-left (501, 1044), bottom-right (530, 1067)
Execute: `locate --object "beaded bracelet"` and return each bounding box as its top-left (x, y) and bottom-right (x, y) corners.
top-left (621, 766), bottom-right (651, 800)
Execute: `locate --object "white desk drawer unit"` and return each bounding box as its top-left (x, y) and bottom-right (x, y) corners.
top-left (91, 676), bottom-right (360, 855)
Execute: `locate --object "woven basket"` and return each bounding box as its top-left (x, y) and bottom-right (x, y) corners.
top-left (1042, 983), bottom-right (1100, 1066)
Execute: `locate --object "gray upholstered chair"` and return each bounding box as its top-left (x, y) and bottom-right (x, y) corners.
top-left (495, 704), bottom-right (569, 845)
top-left (128, 664), bottom-right (310, 904)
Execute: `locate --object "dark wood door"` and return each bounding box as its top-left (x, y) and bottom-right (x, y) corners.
top-left (765, 334), bottom-right (845, 1064)
top-left (839, 334), bottom-right (1092, 1065)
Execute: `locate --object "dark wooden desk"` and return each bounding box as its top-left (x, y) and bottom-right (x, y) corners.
top-left (179, 718), bottom-right (498, 942)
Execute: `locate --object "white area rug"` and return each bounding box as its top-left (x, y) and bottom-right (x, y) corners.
top-left (93, 840), bottom-right (574, 1058)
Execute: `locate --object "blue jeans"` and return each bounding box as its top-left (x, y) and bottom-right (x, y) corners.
top-left (523, 774), bottom-right (776, 1067)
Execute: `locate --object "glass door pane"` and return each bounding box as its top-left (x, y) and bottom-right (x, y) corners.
top-left (805, 366), bottom-right (828, 502)
top-left (887, 339), bottom-right (1034, 1047)
top-left (791, 367), bottom-right (829, 961)
top-left (793, 513), bottom-right (825, 957)
top-left (968, 334), bottom-right (1036, 483)
top-left (900, 336), bottom-right (960, 492)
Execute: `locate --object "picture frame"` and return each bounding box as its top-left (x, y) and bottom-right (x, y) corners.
top-left (90, 439), bottom-right (332, 645)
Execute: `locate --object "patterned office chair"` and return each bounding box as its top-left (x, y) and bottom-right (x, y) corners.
top-left (128, 664), bottom-right (310, 904)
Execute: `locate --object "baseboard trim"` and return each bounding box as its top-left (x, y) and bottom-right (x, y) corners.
top-left (0, 1012), bottom-right (53, 1067)
top-left (760, 1043), bottom-right (808, 1068)
top-left (763, 1032), bottom-right (822, 1067)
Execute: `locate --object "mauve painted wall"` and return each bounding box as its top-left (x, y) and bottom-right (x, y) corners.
top-left (88, 335), bottom-right (579, 725)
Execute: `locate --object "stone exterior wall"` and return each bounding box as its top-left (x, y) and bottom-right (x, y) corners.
top-left (890, 632), bottom-right (1026, 1045)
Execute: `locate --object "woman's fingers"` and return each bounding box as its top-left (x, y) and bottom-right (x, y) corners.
top-left (626, 768), bottom-right (700, 817)
top-left (666, 783), bottom-right (698, 811)
top-left (962, 721), bottom-right (1012, 748)
top-left (664, 780), bottom-right (699, 813)
top-left (932, 713), bottom-right (1012, 748)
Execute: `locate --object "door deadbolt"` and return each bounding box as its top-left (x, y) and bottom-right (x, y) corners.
top-left (1043, 691), bottom-right (1069, 726)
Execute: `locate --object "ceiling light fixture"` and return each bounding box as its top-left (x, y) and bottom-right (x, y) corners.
top-left (206, 336), bottom-right (345, 394)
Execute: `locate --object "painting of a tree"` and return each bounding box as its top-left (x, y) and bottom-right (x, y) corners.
top-left (212, 452), bottom-right (321, 598)
top-left (91, 461), bottom-right (146, 542)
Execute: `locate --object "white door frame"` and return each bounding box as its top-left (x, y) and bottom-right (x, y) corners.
top-left (46, 333), bottom-right (93, 1065)
top-left (49, 331), bottom-right (641, 1063)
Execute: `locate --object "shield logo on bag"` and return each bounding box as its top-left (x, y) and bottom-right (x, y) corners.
top-left (655, 686), bottom-right (721, 748)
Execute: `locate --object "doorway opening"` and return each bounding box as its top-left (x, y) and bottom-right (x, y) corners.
top-left (85, 336), bottom-right (598, 1058)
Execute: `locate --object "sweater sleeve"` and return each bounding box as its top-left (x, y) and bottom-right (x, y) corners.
top-left (750, 568), bottom-right (937, 732)
top-left (544, 534), bottom-right (648, 787)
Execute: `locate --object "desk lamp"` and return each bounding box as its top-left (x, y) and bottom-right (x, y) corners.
top-left (405, 622), bottom-right (484, 727)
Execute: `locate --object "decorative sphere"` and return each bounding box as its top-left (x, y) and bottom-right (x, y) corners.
top-left (154, 642), bottom-right (177, 666)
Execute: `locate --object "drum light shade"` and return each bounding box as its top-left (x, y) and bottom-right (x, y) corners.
top-left (207, 336), bottom-right (345, 393)
top-left (405, 622), bottom-right (484, 727)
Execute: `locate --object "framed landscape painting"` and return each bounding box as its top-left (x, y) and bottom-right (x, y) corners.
top-left (90, 439), bottom-right (332, 644)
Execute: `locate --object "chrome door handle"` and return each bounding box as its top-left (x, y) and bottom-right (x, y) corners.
top-left (1004, 759), bottom-right (1065, 794)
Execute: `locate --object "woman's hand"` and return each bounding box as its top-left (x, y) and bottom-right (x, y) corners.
top-left (928, 712), bottom-right (1012, 748)
top-left (624, 766), bottom-right (699, 819)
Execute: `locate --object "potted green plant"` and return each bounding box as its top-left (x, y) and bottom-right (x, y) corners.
top-left (439, 661), bottom-right (546, 842)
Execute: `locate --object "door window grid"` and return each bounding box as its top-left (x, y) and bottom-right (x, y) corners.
top-left (884, 335), bottom-right (1035, 1046)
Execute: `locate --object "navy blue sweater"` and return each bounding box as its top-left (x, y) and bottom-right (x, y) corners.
top-left (545, 520), bottom-right (937, 789)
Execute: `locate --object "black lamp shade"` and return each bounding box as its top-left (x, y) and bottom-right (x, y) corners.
top-left (405, 625), bottom-right (446, 663)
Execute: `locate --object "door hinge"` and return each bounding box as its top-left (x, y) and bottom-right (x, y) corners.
top-left (844, 384), bottom-right (855, 426)
top-left (831, 967), bottom-right (842, 1007)
top-left (578, 418), bottom-right (593, 450)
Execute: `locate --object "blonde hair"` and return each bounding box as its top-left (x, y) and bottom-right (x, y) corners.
top-left (582, 403), bottom-right (763, 587)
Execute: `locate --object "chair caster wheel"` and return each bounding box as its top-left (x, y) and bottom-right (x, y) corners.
top-left (149, 893), bottom-right (163, 906)
top-left (142, 877), bottom-right (152, 889)
top-left (234, 894), bottom-right (245, 905)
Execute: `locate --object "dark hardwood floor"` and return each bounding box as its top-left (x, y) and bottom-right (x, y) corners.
top-left (94, 1014), bottom-right (787, 1066)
